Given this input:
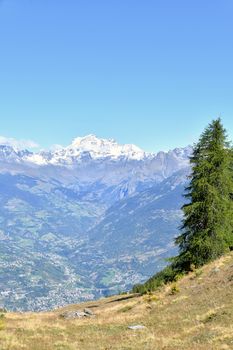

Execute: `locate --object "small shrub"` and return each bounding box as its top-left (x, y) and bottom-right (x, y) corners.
top-left (174, 273), bottom-right (184, 281)
top-left (195, 269), bottom-right (203, 278)
top-left (132, 283), bottom-right (147, 294)
top-left (170, 284), bottom-right (180, 295)
top-left (190, 263), bottom-right (196, 272)
top-left (143, 294), bottom-right (159, 303)
top-left (202, 312), bottom-right (218, 323)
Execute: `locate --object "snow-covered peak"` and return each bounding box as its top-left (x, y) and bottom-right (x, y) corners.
top-left (0, 144), bottom-right (32, 163)
top-left (67, 134), bottom-right (146, 160)
top-left (21, 135), bottom-right (147, 166)
top-left (0, 134), bottom-right (192, 176)
top-left (71, 134), bottom-right (107, 148)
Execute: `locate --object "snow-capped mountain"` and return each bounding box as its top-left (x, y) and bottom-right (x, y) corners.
top-left (24, 134), bottom-right (147, 165)
top-left (0, 144), bottom-right (31, 163)
top-left (0, 135), bottom-right (192, 202)
top-left (0, 134), bottom-right (191, 165)
top-left (0, 134), bottom-right (192, 178)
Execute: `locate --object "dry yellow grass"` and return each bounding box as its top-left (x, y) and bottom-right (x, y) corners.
top-left (0, 252), bottom-right (233, 350)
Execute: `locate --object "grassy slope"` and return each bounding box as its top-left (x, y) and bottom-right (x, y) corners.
top-left (0, 252), bottom-right (233, 350)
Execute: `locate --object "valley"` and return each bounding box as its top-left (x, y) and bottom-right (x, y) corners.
top-left (0, 136), bottom-right (191, 310)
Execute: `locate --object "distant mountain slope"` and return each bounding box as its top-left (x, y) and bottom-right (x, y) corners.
top-left (0, 136), bottom-right (191, 310)
top-left (84, 168), bottom-right (189, 283)
top-left (89, 168), bottom-right (188, 249)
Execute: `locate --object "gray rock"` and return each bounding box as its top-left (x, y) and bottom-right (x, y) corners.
top-left (61, 309), bottom-right (95, 319)
top-left (61, 311), bottom-right (85, 319)
top-left (212, 267), bottom-right (220, 274)
top-left (128, 325), bottom-right (146, 330)
top-left (84, 308), bottom-right (94, 316)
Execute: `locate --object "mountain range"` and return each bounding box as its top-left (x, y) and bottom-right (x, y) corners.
top-left (0, 135), bottom-right (192, 310)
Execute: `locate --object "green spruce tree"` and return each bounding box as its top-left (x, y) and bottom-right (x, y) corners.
top-left (133, 119), bottom-right (233, 294)
top-left (175, 118), bottom-right (233, 270)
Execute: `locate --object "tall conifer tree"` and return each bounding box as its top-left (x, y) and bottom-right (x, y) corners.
top-left (175, 119), bottom-right (233, 269)
top-left (132, 119), bottom-right (233, 294)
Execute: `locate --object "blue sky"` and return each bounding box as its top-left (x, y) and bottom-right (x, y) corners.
top-left (0, 0), bottom-right (233, 152)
